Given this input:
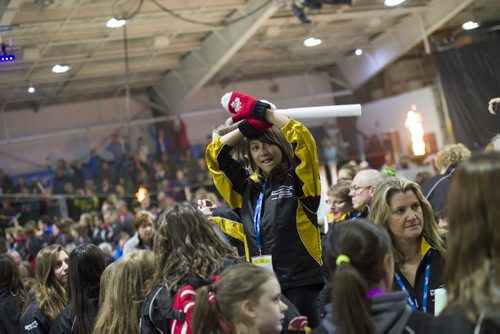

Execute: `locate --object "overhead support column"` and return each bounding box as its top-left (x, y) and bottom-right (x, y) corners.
top-left (336, 0), bottom-right (474, 89)
top-left (151, 0), bottom-right (280, 113)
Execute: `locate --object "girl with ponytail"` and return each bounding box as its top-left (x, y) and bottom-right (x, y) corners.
top-left (314, 219), bottom-right (432, 334)
top-left (192, 263), bottom-right (308, 334)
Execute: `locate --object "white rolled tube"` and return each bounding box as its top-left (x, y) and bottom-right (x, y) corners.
top-left (275, 104), bottom-right (361, 119)
top-left (224, 104), bottom-right (362, 126)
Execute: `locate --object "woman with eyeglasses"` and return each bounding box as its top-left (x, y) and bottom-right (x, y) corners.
top-left (369, 177), bottom-right (445, 315)
top-left (326, 180), bottom-right (355, 225)
top-left (318, 180), bottom-right (357, 315)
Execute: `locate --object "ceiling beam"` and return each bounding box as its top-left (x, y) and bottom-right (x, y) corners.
top-left (150, 0), bottom-right (280, 112)
top-left (336, 0), bottom-right (475, 89)
top-left (266, 5), bottom-right (428, 26)
top-left (11, 0), bottom-right (247, 25)
top-left (0, 0), bottom-right (21, 26)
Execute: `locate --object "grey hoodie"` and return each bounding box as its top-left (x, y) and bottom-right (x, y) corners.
top-left (315, 291), bottom-right (430, 334)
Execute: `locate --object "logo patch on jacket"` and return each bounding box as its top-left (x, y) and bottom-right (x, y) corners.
top-left (271, 186), bottom-right (294, 200)
top-left (25, 320), bottom-right (38, 331)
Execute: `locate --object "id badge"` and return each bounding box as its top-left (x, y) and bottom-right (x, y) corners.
top-left (251, 255), bottom-right (274, 272)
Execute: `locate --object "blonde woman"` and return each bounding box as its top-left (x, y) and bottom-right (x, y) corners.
top-left (369, 177), bottom-right (445, 315)
top-left (93, 250), bottom-right (155, 334)
top-left (20, 245), bottom-right (69, 333)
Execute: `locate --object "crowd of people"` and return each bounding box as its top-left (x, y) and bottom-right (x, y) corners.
top-left (0, 91), bottom-right (499, 334)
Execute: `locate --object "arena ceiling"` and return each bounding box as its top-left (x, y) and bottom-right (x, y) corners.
top-left (0, 0), bottom-right (499, 112)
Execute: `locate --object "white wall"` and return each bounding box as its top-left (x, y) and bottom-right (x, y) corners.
top-left (0, 95), bottom-right (153, 174)
top-left (1, 73), bottom-right (338, 175)
top-left (357, 86), bottom-right (444, 156)
top-left (1, 75), bottom-right (444, 176)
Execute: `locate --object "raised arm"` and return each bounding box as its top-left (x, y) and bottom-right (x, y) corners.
top-left (219, 126), bottom-right (245, 146)
top-left (264, 109), bottom-right (288, 128)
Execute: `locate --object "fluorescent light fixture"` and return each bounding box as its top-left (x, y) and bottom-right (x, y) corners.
top-left (52, 64), bottom-right (70, 74)
top-left (28, 86), bottom-right (35, 93)
top-left (384, 0), bottom-right (407, 6)
top-left (106, 18), bottom-right (127, 28)
top-left (462, 21), bottom-right (479, 30)
top-left (355, 48), bottom-right (363, 56)
top-left (303, 37), bottom-right (322, 47)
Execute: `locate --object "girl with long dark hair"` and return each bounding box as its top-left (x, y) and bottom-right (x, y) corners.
top-left (50, 244), bottom-right (106, 334)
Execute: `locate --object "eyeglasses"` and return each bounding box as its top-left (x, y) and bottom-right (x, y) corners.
top-left (325, 199), bottom-right (346, 206)
top-left (349, 185), bottom-right (372, 193)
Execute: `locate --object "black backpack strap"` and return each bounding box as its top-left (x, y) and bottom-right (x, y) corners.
top-left (140, 283), bottom-right (185, 334)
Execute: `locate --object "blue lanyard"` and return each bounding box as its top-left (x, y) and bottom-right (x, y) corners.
top-left (253, 183), bottom-right (266, 253)
top-left (394, 250), bottom-right (432, 312)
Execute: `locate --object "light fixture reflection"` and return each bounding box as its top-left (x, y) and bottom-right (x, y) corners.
top-left (405, 105), bottom-right (426, 156)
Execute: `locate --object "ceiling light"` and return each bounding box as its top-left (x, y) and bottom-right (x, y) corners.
top-left (384, 0), bottom-right (407, 6)
top-left (106, 18), bottom-right (127, 29)
top-left (462, 21), bottom-right (479, 30)
top-left (52, 64), bottom-right (70, 74)
top-left (28, 86), bottom-right (35, 93)
top-left (355, 48), bottom-right (363, 56)
top-left (0, 55), bottom-right (15, 62)
top-left (0, 43), bottom-right (16, 62)
top-left (304, 37), bottom-right (322, 47)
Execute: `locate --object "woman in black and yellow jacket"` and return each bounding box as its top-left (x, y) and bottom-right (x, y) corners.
top-left (206, 91), bottom-right (323, 328)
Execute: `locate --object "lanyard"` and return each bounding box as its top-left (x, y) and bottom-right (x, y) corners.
top-left (394, 250), bottom-right (431, 312)
top-left (253, 183), bottom-right (266, 253)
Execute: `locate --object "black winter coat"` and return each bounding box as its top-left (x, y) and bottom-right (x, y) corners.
top-left (19, 300), bottom-right (50, 334)
top-left (49, 295), bottom-right (99, 334)
top-left (0, 288), bottom-right (22, 334)
top-left (432, 302), bottom-right (500, 334)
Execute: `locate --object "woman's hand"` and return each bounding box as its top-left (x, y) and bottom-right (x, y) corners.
top-left (197, 199), bottom-right (217, 222)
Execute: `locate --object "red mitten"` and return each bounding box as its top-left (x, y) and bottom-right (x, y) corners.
top-left (221, 91), bottom-right (258, 122)
top-left (221, 91), bottom-right (272, 123)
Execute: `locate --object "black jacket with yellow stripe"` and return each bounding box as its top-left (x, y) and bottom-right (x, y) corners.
top-left (206, 119), bottom-right (323, 289)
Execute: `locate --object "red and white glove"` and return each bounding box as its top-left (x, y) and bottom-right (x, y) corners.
top-left (220, 91), bottom-right (273, 138)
